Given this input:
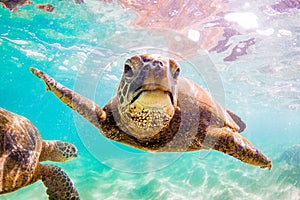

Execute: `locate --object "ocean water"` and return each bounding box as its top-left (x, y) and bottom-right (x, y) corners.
top-left (0, 0), bottom-right (300, 199)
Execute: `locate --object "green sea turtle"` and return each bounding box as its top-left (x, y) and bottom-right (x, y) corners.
top-left (0, 108), bottom-right (80, 199)
top-left (30, 54), bottom-right (272, 169)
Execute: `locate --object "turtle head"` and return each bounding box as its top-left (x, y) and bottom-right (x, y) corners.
top-left (117, 54), bottom-right (180, 139)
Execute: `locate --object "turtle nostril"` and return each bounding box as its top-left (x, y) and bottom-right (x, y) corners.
top-left (153, 60), bottom-right (163, 67)
top-left (153, 60), bottom-right (164, 73)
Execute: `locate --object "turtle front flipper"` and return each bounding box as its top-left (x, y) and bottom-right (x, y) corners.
top-left (36, 164), bottom-right (80, 200)
top-left (204, 127), bottom-right (272, 170)
top-left (30, 67), bottom-right (106, 129)
top-left (39, 140), bottom-right (78, 162)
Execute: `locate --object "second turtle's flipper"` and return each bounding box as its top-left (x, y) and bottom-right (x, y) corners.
top-left (37, 164), bottom-right (80, 200)
top-left (30, 67), bottom-right (106, 129)
top-left (204, 127), bottom-right (272, 170)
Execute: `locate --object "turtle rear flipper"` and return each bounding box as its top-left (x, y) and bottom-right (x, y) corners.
top-left (39, 140), bottom-right (78, 162)
top-left (226, 110), bottom-right (246, 133)
top-left (37, 164), bottom-right (80, 200)
top-left (204, 127), bottom-right (272, 170)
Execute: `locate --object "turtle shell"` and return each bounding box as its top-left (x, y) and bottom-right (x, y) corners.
top-left (0, 108), bottom-right (42, 194)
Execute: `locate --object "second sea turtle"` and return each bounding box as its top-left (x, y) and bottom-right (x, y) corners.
top-left (0, 107), bottom-right (80, 199)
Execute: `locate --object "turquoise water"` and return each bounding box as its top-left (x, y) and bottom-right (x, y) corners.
top-left (1, 0), bottom-right (300, 199)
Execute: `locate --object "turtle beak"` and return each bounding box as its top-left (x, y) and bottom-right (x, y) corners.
top-left (128, 60), bottom-right (177, 106)
top-left (130, 86), bottom-right (174, 106)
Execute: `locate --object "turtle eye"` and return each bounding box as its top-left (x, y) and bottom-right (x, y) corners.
top-left (124, 64), bottom-right (134, 78)
top-left (173, 68), bottom-right (180, 79)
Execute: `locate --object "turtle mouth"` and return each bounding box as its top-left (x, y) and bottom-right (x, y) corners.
top-left (122, 86), bottom-right (175, 138)
top-left (130, 89), bottom-right (174, 106)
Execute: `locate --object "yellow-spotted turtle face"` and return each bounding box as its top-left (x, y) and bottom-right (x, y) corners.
top-left (117, 54), bottom-right (180, 139)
